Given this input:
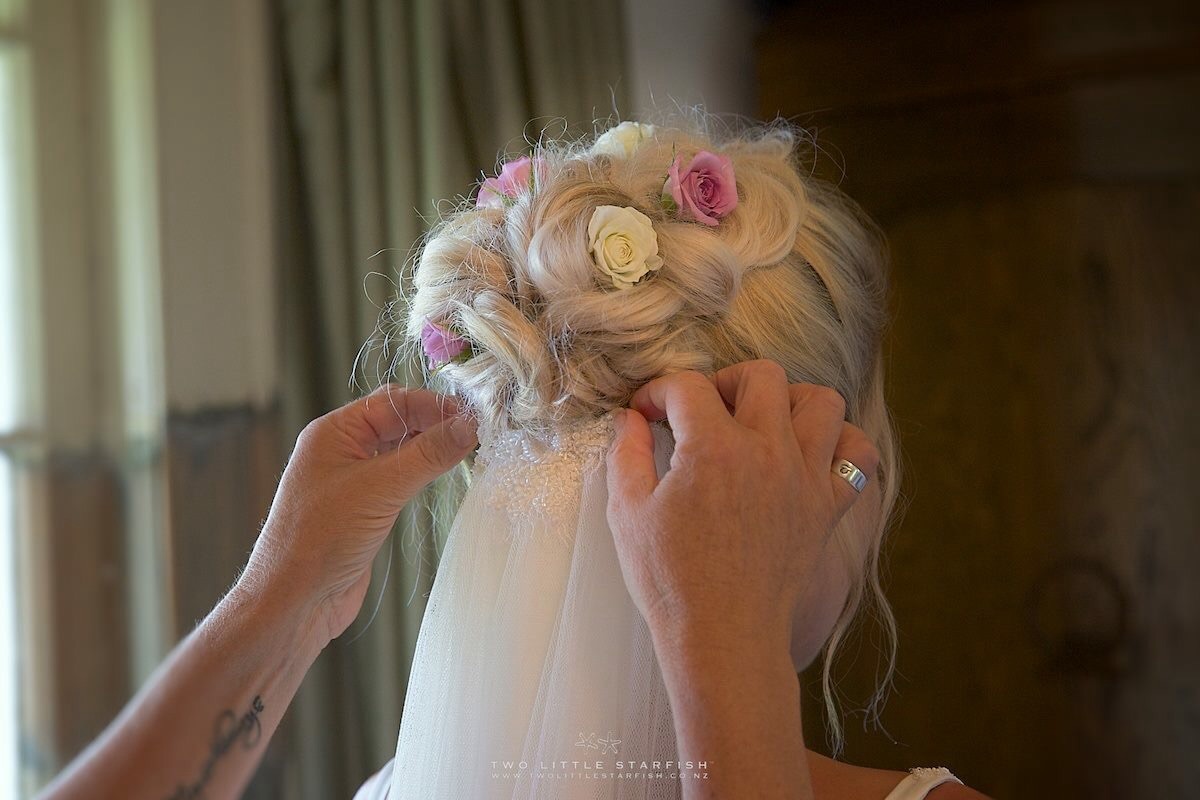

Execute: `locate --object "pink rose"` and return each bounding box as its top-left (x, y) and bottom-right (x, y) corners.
top-left (476, 156), bottom-right (543, 208)
top-left (421, 319), bottom-right (470, 368)
top-left (663, 150), bottom-right (737, 226)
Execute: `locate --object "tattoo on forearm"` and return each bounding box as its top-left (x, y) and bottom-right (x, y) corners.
top-left (166, 695), bottom-right (265, 800)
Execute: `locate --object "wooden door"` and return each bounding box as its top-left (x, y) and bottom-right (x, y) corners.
top-left (758, 2), bottom-right (1200, 797)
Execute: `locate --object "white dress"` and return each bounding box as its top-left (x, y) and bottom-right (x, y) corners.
top-left (883, 767), bottom-right (963, 799)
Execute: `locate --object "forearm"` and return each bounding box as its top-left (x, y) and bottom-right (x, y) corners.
top-left (37, 582), bottom-right (327, 800)
top-left (651, 624), bottom-right (812, 800)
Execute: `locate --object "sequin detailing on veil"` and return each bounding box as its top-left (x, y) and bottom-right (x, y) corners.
top-left (475, 415), bottom-right (615, 535)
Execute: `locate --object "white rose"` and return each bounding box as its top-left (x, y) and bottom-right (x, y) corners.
top-left (587, 205), bottom-right (664, 289)
top-left (591, 121), bottom-right (656, 158)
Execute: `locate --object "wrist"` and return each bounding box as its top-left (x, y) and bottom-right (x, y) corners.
top-left (652, 622), bottom-right (794, 681)
top-left (644, 598), bottom-right (793, 672)
top-left (227, 570), bottom-right (329, 662)
top-left (239, 518), bottom-right (341, 641)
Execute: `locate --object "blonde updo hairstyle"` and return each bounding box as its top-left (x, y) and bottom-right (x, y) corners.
top-left (404, 119), bottom-right (897, 753)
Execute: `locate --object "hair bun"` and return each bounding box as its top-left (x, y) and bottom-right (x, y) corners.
top-left (403, 121), bottom-right (874, 436)
top-left (717, 138), bottom-right (806, 270)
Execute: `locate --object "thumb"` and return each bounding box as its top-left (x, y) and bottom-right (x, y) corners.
top-left (378, 415), bottom-right (478, 499)
top-left (606, 408), bottom-right (658, 518)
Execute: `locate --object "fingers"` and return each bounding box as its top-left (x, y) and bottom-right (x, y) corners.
top-left (781, 382), bottom-right (876, 517)
top-left (343, 385), bottom-right (462, 451)
top-left (373, 415), bottom-right (478, 499)
top-left (788, 384), bottom-right (847, 465)
top-left (606, 408), bottom-right (659, 514)
top-left (628, 371), bottom-right (731, 446)
top-left (709, 360), bottom-right (793, 437)
top-left (828, 422), bottom-right (880, 515)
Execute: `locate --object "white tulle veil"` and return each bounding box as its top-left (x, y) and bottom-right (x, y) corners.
top-left (381, 413), bottom-right (694, 799)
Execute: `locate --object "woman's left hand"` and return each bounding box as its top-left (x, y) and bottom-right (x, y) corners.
top-left (605, 361), bottom-right (879, 654)
top-left (240, 385), bottom-right (478, 645)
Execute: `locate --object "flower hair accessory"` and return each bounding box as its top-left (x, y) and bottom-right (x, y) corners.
top-left (662, 150), bottom-right (737, 226)
top-left (421, 319), bottom-right (472, 369)
top-left (587, 205), bottom-right (664, 290)
top-left (591, 121), bottom-right (656, 158)
top-left (476, 156), bottom-right (543, 209)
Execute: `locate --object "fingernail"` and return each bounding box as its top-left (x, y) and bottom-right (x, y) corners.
top-left (449, 415), bottom-right (477, 447)
top-left (613, 408), bottom-right (627, 434)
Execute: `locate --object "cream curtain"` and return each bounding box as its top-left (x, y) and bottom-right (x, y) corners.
top-left (268, 2), bottom-right (628, 796)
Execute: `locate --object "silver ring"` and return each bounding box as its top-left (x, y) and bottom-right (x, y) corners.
top-left (834, 459), bottom-right (868, 493)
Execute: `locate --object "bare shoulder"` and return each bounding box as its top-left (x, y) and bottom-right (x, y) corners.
top-left (804, 751), bottom-right (913, 797)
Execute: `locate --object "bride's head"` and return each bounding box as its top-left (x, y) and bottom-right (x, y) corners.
top-left (401, 117), bottom-right (897, 750)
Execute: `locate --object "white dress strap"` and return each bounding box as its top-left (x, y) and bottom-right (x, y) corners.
top-left (883, 767), bottom-right (963, 800)
top-left (352, 758), bottom-right (394, 800)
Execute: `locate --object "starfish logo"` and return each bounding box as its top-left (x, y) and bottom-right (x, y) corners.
top-left (575, 730), bottom-right (621, 755)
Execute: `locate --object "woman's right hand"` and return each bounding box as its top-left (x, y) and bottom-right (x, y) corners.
top-left (604, 359), bottom-right (879, 657)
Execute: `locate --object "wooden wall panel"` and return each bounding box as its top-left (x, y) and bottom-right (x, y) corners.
top-left (166, 405), bottom-right (283, 631)
top-left (37, 406), bottom-right (287, 788)
top-left (762, 2), bottom-right (1200, 797)
top-left (759, 0), bottom-right (1200, 223)
top-left (759, 1), bottom-right (1200, 114)
top-left (46, 454), bottom-right (130, 763)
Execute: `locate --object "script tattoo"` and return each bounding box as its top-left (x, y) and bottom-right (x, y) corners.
top-left (166, 695), bottom-right (265, 800)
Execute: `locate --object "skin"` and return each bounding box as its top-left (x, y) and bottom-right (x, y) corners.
top-left (35, 367), bottom-right (988, 800)
top-left (607, 361), bottom-right (989, 800)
